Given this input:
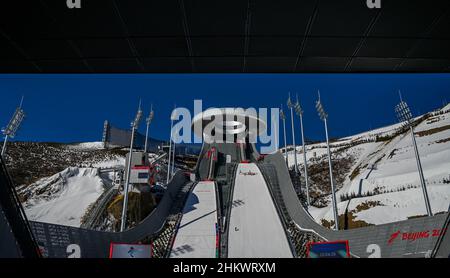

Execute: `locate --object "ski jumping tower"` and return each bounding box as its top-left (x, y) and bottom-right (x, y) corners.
top-left (192, 108), bottom-right (267, 181)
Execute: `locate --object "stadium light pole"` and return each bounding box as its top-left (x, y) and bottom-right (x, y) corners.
top-left (316, 91), bottom-right (339, 230)
top-left (166, 105), bottom-right (176, 184)
top-left (287, 93), bottom-right (299, 174)
top-left (120, 100), bottom-right (143, 232)
top-left (144, 104), bottom-right (154, 153)
top-left (295, 94), bottom-right (310, 207)
top-left (395, 91), bottom-right (432, 217)
top-left (1, 136), bottom-right (7, 158)
top-left (273, 111), bottom-right (279, 154)
top-left (280, 105), bottom-right (288, 166)
top-left (171, 133), bottom-right (176, 176)
top-left (171, 105), bottom-right (179, 176)
top-left (1, 96), bottom-right (25, 158)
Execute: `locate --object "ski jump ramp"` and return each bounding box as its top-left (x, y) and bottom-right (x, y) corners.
top-left (228, 163), bottom-right (293, 258)
top-left (170, 181), bottom-right (219, 258)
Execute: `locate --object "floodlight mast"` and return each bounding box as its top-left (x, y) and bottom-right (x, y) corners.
top-left (1, 96), bottom-right (25, 158)
top-left (1, 135), bottom-right (8, 158)
top-left (166, 105), bottom-right (176, 184)
top-left (273, 111), bottom-right (279, 153)
top-left (171, 105), bottom-right (178, 176)
top-left (287, 93), bottom-right (299, 174)
top-left (395, 92), bottom-right (432, 217)
top-left (144, 104), bottom-right (154, 153)
top-left (120, 100), bottom-right (143, 232)
top-left (295, 94), bottom-right (310, 207)
top-left (171, 131), bottom-right (176, 176)
top-left (316, 91), bottom-right (339, 230)
top-left (280, 105), bottom-right (288, 166)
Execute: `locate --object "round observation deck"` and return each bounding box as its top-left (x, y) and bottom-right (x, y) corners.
top-left (192, 108), bottom-right (267, 143)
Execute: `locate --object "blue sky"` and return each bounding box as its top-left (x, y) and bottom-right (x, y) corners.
top-left (0, 74), bottom-right (449, 144)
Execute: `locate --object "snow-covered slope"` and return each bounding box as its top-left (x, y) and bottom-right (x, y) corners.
top-left (10, 141), bottom-right (127, 227)
top-left (18, 167), bottom-right (105, 227)
top-left (66, 141), bottom-right (105, 150)
top-left (8, 140), bottom-right (170, 229)
top-left (286, 104), bottom-right (450, 227)
top-left (91, 157), bottom-right (125, 168)
top-left (5, 141), bottom-right (127, 186)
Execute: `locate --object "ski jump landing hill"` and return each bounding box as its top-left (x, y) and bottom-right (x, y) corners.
top-left (227, 163), bottom-right (294, 258)
top-left (169, 181), bottom-right (219, 258)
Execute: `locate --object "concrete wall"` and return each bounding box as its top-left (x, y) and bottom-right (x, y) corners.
top-left (170, 181), bottom-right (218, 258)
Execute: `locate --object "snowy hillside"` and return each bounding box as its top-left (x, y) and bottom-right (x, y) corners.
top-left (10, 141), bottom-right (170, 229)
top-left (4, 141), bottom-right (126, 186)
top-left (18, 167), bottom-right (107, 227)
top-left (66, 141), bottom-right (105, 150)
top-left (286, 104), bottom-right (450, 228)
top-left (0, 141), bottom-right (127, 227)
